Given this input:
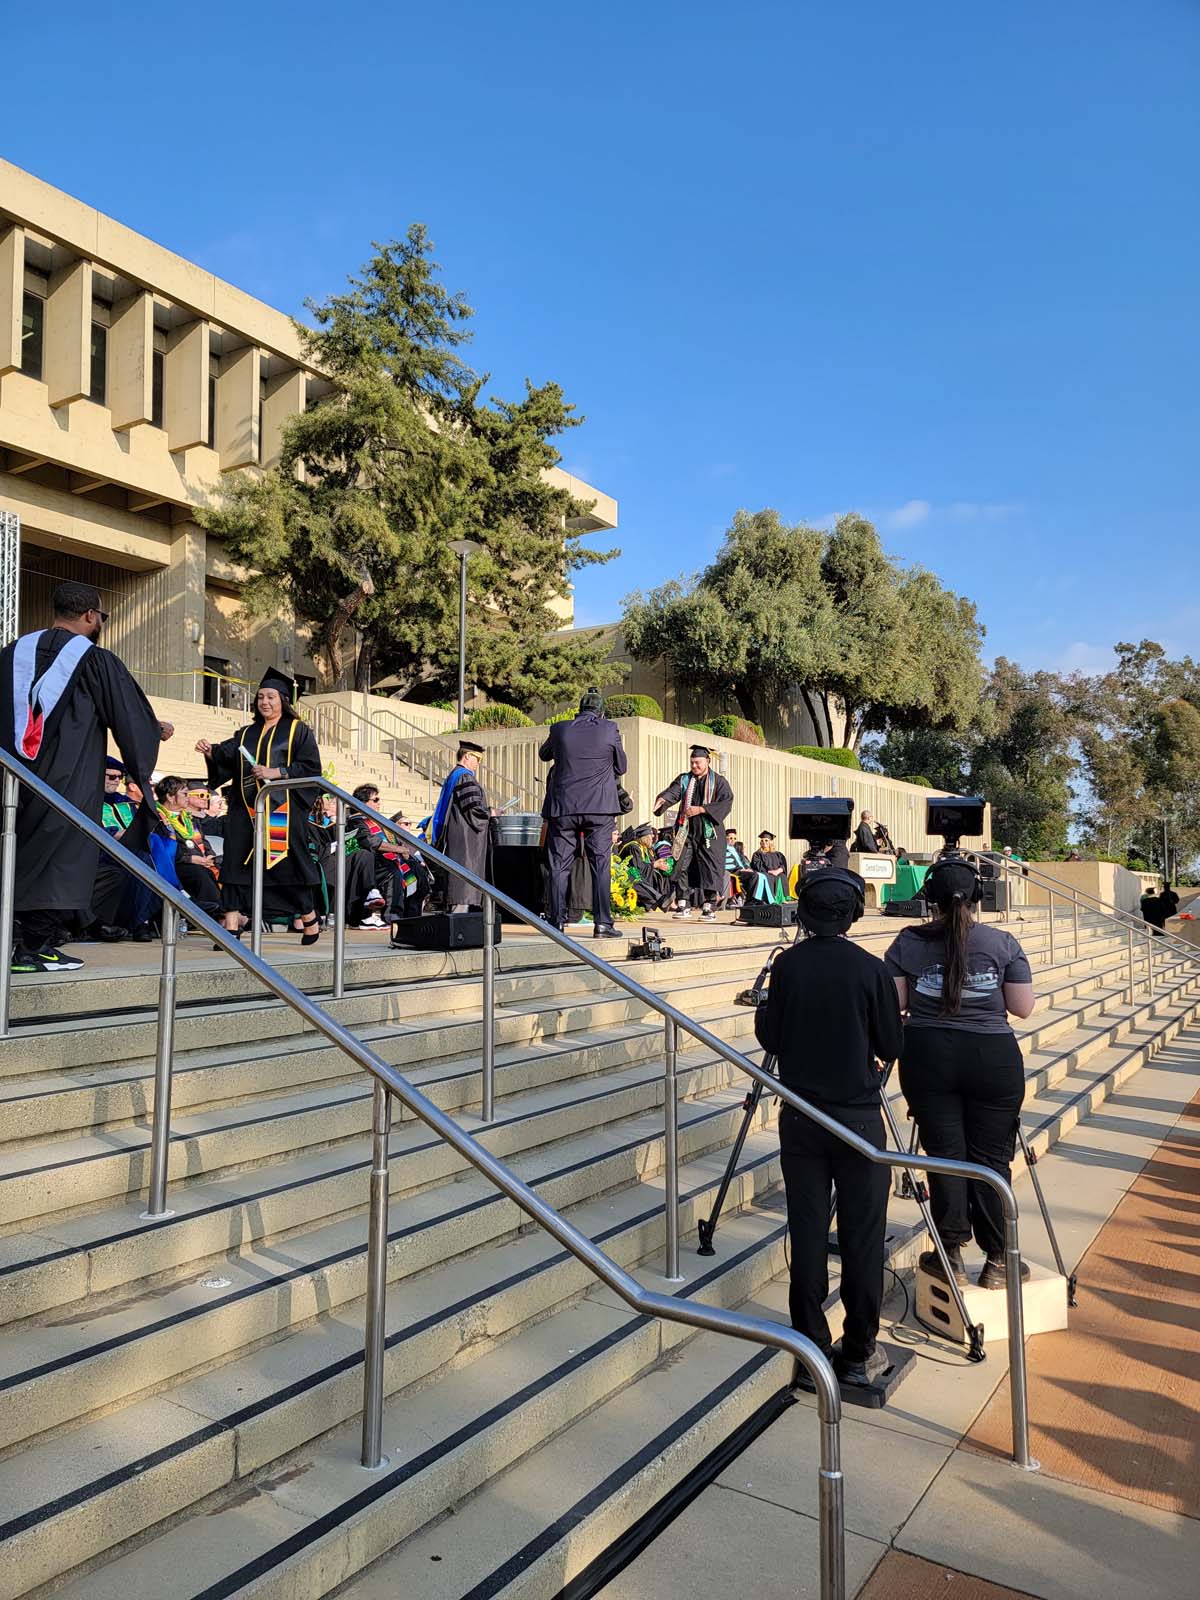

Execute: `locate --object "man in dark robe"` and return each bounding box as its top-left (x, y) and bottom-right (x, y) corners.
top-left (749, 830), bottom-right (789, 903)
top-left (196, 668), bottom-right (323, 941)
top-left (430, 741), bottom-right (493, 911)
top-left (653, 745), bottom-right (734, 920)
top-left (853, 811), bottom-right (880, 853)
top-left (618, 822), bottom-right (673, 911)
top-left (0, 581), bottom-right (166, 973)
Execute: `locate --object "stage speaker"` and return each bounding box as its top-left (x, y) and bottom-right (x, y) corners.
top-left (391, 909), bottom-right (502, 951)
top-left (981, 879), bottom-right (1009, 912)
top-left (882, 897), bottom-right (926, 918)
top-left (738, 901), bottom-right (799, 927)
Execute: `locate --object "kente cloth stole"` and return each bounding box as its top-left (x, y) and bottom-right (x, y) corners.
top-left (10, 631), bottom-right (93, 760)
top-left (241, 720), bottom-right (298, 870)
top-left (674, 771), bottom-right (717, 845)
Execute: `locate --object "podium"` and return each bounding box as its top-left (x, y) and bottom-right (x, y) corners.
top-left (847, 851), bottom-right (896, 910)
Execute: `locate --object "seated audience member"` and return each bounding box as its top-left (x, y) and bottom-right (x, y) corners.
top-left (618, 822), bottom-right (673, 911)
top-left (387, 814), bottom-right (433, 921)
top-left (85, 758), bottom-right (158, 942)
top-left (749, 830), bottom-right (789, 902)
top-left (189, 784), bottom-right (225, 862)
top-left (311, 795), bottom-right (384, 928)
top-left (724, 827), bottom-right (752, 906)
top-left (155, 775), bottom-right (222, 921)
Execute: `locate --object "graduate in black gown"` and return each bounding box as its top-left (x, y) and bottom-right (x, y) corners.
top-left (749, 830), bottom-right (789, 902)
top-left (653, 745), bottom-right (734, 920)
top-left (428, 741), bottom-right (493, 910)
top-left (0, 581), bottom-right (166, 973)
top-left (195, 668), bottom-right (323, 944)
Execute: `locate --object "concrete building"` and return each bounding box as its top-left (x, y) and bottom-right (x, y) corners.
top-left (0, 159), bottom-right (616, 703)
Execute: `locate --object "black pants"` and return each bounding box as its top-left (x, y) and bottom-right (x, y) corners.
top-left (779, 1102), bottom-right (890, 1362)
top-left (899, 1027), bottom-right (1024, 1259)
top-left (176, 858), bottom-right (221, 919)
top-left (672, 827), bottom-right (722, 903)
top-left (546, 816), bottom-right (614, 929)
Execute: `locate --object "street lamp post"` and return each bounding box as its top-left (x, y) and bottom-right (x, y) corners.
top-left (448, 539), bottom-right (481, 729)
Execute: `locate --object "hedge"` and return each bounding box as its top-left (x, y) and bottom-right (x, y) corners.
top-left (686, 722), bottom-right (714, 733)
top-left (704, 714), bottom-right (765, 745)
top-left (603, 693), bottom-right (663, 720)
top-left (462, 703), bottom-right (533, 730)
top-left (788, 745), bottom-right (862, 769)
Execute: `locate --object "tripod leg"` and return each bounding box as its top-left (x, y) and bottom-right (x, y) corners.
top-left (697, 1071), bottom-right (770, 1255)
top-left (1017, 1125), bottom-right (1077, 1306)
top-left (879, 1084), bottom-right (986, 1362)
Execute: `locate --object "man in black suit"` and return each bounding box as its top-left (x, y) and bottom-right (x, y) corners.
top-left (853, 810), bottom-right (880, 853)
top-left (540, 688), bottom-right (628, 938)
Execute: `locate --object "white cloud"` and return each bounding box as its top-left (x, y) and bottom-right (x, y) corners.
top-left (1052, 641), bottom-right (1115, 675)
top-left (887, 499), bottom-right (932, 530)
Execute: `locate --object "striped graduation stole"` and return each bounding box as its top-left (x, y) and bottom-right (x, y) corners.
top-left (241, 718), bottom-right (298, 870)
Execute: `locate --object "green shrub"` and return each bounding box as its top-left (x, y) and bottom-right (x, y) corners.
top-left (603, 693), bottom-right (664, 720)
top-left (429, 698), bottom-right (454, 712)
top-left (903, 774), bottom-right (933, 787)
top-left (543, 711), bottom-right (572, 725)
top-left (462, 703), bottom-right (533, 731)
top-left (705, 714), bottom-right (765, 744)
top-left (686, 722), bottom-right (713, 734)
top-left (788, 745), bottom-right (862, 769)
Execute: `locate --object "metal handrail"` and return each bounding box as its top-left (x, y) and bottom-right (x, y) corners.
top-left (976, 851), bottom-right (1200, 969)
top-left (248, 773), bottom-right (1038, 1475)
top-left (367, 702), bottom-right (543, 814)
top-left (0, 753), bottom-right (845, 1600)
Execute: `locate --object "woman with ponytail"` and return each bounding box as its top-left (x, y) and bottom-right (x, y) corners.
top-left (884, 858), bottom-right (1035, 1289)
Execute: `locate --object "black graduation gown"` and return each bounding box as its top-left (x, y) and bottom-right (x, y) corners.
top-left (748, 847), bottom-right (788, 901)
top-left (0, 628), bottom-right (161, 914)
top-left (438, 766), bottom-right (491, 907)
top-left (655, 771), bottom-right (734, 899)
top-left (204, 714), bottom-right (321, 908)
top-left (853, 821), bottom-right (878, 853)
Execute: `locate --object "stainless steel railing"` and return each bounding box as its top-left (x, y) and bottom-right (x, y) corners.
top-left (241, 773), bottom-right (1040, 1473)
top-left (0, 753), bottom-right (844, 1599)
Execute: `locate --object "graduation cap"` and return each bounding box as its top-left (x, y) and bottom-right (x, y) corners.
top-left (758, 830), bottom-right (776, 841)
top-left (105, 756), bottom-right (126, 776)
top-left (690, 745), bottom-right (711, 759)
top-left (258, 667), bottom-right (295, 702)
top-left (458, 740), bottom-right (485, 755)
top-left (725, 826), bottom-right (738, 835)
top-left (634, 820), bottom-right (656, 837)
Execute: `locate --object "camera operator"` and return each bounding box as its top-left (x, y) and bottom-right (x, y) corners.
top-left (754, 868), bottom-right (902, 1389)
top-left (884, 858), bottom-right (1035, 1289)
top-left (801, 836), bottom-right (850, 875)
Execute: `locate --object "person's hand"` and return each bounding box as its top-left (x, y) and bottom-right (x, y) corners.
top-left (684, 804), bottom-right (704, 818)
top-left (195, 738), bottom-right (212, 756)
top-left (158, 720), bottom-right (175, 741)
top-left (252, 764), bottom-right (279, 781)
top-left (489, 807), bottom-right (499, 817)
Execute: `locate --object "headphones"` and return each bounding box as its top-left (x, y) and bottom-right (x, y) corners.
top-left (795, 865), bottom-right (867, 925)
top-left (924, 856), bottom-right (983, 907)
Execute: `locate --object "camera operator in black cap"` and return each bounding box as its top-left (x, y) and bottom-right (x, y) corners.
top-left (754, 867), bottom-right (902, 1388)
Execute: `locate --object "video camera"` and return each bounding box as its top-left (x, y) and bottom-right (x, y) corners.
top-left (925, 796), bottom-right (986, 862)
top-left (628, 927), bottom-right (674, 962)
top-left (789, 796), bottom-right (854, 844)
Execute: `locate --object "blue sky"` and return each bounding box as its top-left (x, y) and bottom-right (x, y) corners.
top-left (7, 1), bottom-right (1197, 673)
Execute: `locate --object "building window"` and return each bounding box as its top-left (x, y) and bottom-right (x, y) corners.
top-left (152, 351), bottom-right (165, 428)
top-left (21, 293), bottom-right (43, 380)
top-left (207, 355), bottom-right (219, 449)
top-left (89, 322), bottom-right (107, 404)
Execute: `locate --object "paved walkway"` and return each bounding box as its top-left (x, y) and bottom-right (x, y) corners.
top-left (602, 1028), bottom-right (1200, 1599)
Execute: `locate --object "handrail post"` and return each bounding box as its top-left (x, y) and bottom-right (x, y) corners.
top-left (481, 892), bottom-right (496, 1121)
top-left (1126, 925), bottom-right (1136, 1008)
top-left (1002, 1199), bottom-right (1036, 1469)
top-left (360, 1079), bottom-right (392, 1470)
top-left (1047, 888), bottom-right (1055, 966)
top-left (141, 901), bottom-right (179, 1220)
top-left (334, 799), bottom-right (347, 1001)
top-left (1145, 925), bottom-right (1154, 998)
top-left (663, 1016), bottom-right (683, 1281)
top-left (1072, 890), bottom-right (1080, 960)
top-left (252, 793), bottom-right (265, 958)
top-left (0, 770), bottom-right (18, 1037)
top-left (819, 1418), bottom-right (846, 1600)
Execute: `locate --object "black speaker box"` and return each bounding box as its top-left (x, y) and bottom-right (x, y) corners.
top-left (391, 909), bottom-right (502, 950)
top-left (981, 879), bottom-right (1009, 912)
top-left (883, 897), bottom-right (926, 918)
top-left (738, 901), bottom-right (799, 927)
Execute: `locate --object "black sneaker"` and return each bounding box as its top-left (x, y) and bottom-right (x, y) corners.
top-left (10, 946), bottom-right (48, 974)
top-left (834, 1345), bottom-right (890, 1389)
top-left (978, 1255), bottom-right (1031, 1289)
top-left (36, 946), bottom-right (84, 971)
top-left (919, 1245), bottom-right (969, 1285)
top-left (132, 924), bottom-right (155, 943)
top-left (791, 1353), bottom-right (834, 1394)
top-left (593, 925), bottom-right (622, 939)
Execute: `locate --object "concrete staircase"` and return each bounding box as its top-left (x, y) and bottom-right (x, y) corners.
top-left (0, 909), bottom-right (1198, 1599)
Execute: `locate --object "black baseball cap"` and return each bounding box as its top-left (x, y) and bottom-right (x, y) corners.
top-left (925, 859), bottom-right (979, 905)
top-left (796, 867), bottom-right (865, 936)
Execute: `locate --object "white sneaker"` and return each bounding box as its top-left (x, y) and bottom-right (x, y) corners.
top-left (673, 906), bottom-right (692, 919)
top-left (364, 890), bottom-right (386, 909)
top-left (701, 904), bottom-right (716, 919)
top-left (358, 914), bottom-right (386, 929)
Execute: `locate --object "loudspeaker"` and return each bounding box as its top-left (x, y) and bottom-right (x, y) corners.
top-left (883, 897), bottom-right (926, 918)
top-left (738, 901), bottom-right (799, 927)
top-left (981, 878), bottom-right (1009, 912)
top-left (391, 909), bottom-right (502, 950)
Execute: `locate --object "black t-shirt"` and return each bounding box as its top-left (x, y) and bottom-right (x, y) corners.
top-left (884, 922), bottom-right (1031, 1033)
top-left (754, 935), bottom-right (904, 1113)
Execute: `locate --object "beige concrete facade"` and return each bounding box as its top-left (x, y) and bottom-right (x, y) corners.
top-left (0, 160), bottom-right (616, 699)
